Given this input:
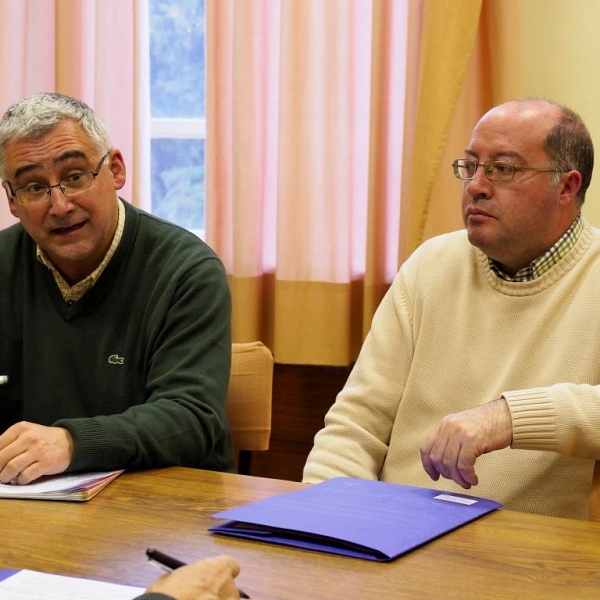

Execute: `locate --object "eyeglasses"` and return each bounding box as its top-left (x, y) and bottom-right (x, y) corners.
top-left (452, 158), bottom-right (563, 182)
top-left (5, 153), bottom-right (109, 205)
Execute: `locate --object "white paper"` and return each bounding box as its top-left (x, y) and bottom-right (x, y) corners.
top-left (0, 570), bottom-right (144, 600)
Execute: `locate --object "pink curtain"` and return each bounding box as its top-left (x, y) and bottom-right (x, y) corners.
top-left (207, 0), bottom-right (406, 365)
top-left (0, 0), bottom-right (149, 229)
top-left (206, 0), bottom-right (482, 365)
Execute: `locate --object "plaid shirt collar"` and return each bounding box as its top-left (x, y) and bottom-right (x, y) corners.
top-left (490, 213), bottom-right (583, 282)
top-left (36, 197), bottom-right (125, 303)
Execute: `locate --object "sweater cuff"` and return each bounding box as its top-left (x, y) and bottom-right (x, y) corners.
top-left (52, 418), bottom-right (111, 472)
top-left (502, 388), bottom-right (558, 452)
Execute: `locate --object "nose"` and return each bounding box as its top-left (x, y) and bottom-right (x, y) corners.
top-left (47, 185), bottom-right (74, 215)
top-left (464, 164), bottom-right (493, 199)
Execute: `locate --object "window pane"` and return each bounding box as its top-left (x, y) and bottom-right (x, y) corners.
top-left (150, 0), bottom-right (205, 118)
top-left (151, 139), bottom-right (205, 230)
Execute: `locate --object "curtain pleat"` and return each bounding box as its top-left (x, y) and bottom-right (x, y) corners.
top-left (399, 0), bottom-right (482, 264)
top-left (424, 0), bottom-right (523, 243)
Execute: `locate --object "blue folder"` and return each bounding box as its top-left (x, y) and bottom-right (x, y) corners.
top-left (209, 477), bottom-right (502, 561)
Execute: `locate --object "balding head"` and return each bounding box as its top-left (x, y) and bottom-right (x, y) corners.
top-left (476, 99), bottom-right (593, 204)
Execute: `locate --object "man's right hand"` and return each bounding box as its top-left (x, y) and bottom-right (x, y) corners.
top-left (144, 555), bottom-right (242, 600)
top-left (0, 421), bottom-right (73, 484)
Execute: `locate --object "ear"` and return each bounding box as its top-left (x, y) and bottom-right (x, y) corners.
top-left (107, 149), bottom-right (127, 191)
top-left (558, 170), bottom-right (583, 206)
top-left (2, 182), bottom-right (20, 219)
top-left (8, 198), bottom-right (20, 218)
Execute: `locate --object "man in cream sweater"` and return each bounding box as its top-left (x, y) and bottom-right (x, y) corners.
top-left (304, 98), bottom-right (600, 520)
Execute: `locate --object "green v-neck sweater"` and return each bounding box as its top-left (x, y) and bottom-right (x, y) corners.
top-left (0, 200), bottom-right (234, 473)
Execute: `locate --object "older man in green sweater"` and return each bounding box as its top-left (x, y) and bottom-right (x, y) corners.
top-left (304, 98), bottom-right (600, 520)
top-left (0, 93), bottom-right (234, 483)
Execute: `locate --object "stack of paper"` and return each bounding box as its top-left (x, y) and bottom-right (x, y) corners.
top-left (210, 477), bottom-right (502, 561)
top-left (0, 470), bottom-right (124, 502)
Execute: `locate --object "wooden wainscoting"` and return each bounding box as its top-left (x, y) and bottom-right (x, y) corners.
top-left (249, 363), bottom-right (352, 481)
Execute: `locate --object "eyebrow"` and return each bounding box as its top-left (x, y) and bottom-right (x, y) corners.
top-left (464, 149), bottom-right (526, 162)
top-left (14, 150), bottom-right (89, 179)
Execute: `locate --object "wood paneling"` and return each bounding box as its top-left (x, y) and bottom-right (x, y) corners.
top-left (249, 364), bottom-right (351, 481)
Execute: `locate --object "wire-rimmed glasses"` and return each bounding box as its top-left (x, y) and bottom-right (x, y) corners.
top-left (5, 153), bottom-right (109, 205)
top-left (452, 158), bottom-right (563, 182)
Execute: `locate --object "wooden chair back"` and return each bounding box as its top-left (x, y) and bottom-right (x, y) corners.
top-left (227, 342), bottom-right (273, 474)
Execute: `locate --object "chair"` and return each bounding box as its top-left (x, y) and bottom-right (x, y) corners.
top-left (227, 341), bottom-right (274, 475)
top-left (590, 461), bottom-right (600, 521)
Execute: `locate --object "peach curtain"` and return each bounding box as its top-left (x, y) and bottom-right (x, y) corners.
top-left (399, 0), bottom-right (482, 262)
top-left (207, 0), bottom-right (492, 366)
top-left (0, 0), bottom-right (149, 230)
top-left (424, 0), bottom-right (523, 244)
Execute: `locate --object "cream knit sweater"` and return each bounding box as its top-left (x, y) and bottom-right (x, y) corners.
top-left (303, 221), bottom-right (600, 520)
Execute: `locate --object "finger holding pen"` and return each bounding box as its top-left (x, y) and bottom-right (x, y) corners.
top-left (144, 549), bottom-right (248, 600)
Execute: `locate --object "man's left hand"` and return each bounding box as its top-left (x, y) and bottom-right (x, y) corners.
top-left (420, 398), bottom-right (513, 489)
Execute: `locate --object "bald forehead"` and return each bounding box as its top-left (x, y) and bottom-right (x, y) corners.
top-left (477, 101), bottom-right (561, 133)
top-left (466, 101), bottom-right (562, 160)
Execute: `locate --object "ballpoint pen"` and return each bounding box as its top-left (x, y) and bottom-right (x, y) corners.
top-left (146, 548), bottom-right (251, 599)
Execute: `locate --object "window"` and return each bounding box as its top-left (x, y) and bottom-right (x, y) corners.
top-left (149, 0), bottom-right (206, 236)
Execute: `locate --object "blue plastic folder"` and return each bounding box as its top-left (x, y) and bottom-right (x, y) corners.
top-left (209, 478), bottom-right (502, 561)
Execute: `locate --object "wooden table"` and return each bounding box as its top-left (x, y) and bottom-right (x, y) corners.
top-left (1, 468), bottom-right (600, 599)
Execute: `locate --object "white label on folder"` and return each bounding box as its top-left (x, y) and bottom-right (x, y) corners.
top-left (434, 493), bottom-right (477, 505)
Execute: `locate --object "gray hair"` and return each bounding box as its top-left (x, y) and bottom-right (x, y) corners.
top-left (0, 92), bottom-right (112, 179)
top-left (516, 98), bottom-right (594, 205)
top-left (544, 104), bottom-right (594, 205)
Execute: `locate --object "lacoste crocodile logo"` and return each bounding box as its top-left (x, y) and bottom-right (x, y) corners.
top-left (108, 354), bottom-right (125, 365)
